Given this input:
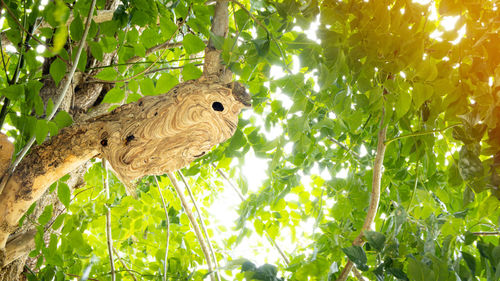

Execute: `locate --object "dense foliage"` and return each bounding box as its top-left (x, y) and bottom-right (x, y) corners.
top-left (0, 0), bottom-right (499, 280)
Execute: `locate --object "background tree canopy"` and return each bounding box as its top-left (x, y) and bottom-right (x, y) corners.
top-left (0, 0), bottom-right (499, 280)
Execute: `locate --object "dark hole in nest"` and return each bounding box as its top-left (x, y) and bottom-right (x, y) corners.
top-left (212, 102), bottom-right (224, 112)
top-left (101, 139), bottom-right (108, 146)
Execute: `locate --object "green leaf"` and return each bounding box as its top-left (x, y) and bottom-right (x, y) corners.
top-left (51, 214), bottom-right (66, 230)
top-left (53, 111), bottom-right (73, 129)
top-left (252, 37), bottom-right (270, 57)
top-left (342, 246), bottom-right (368, 270)
top-left (183, 34), bottom-right (206, 54)
top-left (102, 87), bottom-right (125, 104)
top-left (38, 204), bottom-right (53, 225)
top-left (69, 13), bottom-right (83, 41)
top-left (140, 78), bottom-right (155, 95)
top-left (412, 83), bottom-right (433, 108)
top-left (182, 63), bottom-right (202, 81)
top-left (49, 58), bottom-right (67, 86)
top-left (48, 121), bottom-right (59, 136)
top-left (155, 73), bottom-right (178, 94)
top-left (364, 230), bottom-right (386, 252)
top-left (96, 68), bottom-right (118, 81)
top-left (235, 9), bottom-right (250, 30)
top-left (461, 251), bottom-right (476, 276)
top-left (88, 41), bottom-right (103, 61)
top-left (35, 119), bottom-right (49, 144)
top-left (209, 31), bottom-right (225, 50)
top-left (406, 258), bottom-right (427, 281)
top-left (396, 91), bottom-right (411, 120)
top-left (1, 84), bottom-right (25, 101)
top-left (57, 182), bottom-right (71, 208)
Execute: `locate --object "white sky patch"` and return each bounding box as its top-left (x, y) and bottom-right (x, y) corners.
top-left (450, 25), bottom-right (466, 45)
top-left (270, 65), bottom-right (286, 79)
top-left (359, 144), bottom-right (367, 157)
top-left (274, 89), bottom-right (293, 109)
top-left (441, 15), bottom-right (460, 31)
top-left (292, 55), bottom-right (300, 74)
top-left (36, 45), bottom-right (46, 53)
top-left (489, 76), bottom-right (494, 87)
top-left (5, 45), bottom-right (16, 53)
top-left (336, 167), bottom-right (348, 179)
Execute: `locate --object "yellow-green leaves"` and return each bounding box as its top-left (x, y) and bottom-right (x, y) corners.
top-left (183, 34), bottom-right (206, 54)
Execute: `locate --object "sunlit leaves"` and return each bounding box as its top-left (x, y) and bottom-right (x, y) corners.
top-left (49, 58), bottom-right (67, 86)
top-left (183, 34), bottom-right (206, 54)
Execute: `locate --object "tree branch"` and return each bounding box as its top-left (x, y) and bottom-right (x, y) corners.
top-left (178, 172), bottom-right (221, 281)
top-left (154, 176), bottom-right (170, 281)
top-left (336, 114), bottom-right (387, 281)
top-left (104, 161), bottom-right (115, 281)
top-left (166, 172), bottom-right (216, 281)
top-left (112, 247), bottom-right (138, 281)
top-left (0, 0), bottom-right (97, 195)
top-left (384, 124), bottom-right (459, 145)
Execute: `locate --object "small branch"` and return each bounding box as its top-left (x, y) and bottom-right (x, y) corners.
top-left (127, 41), bottom-right (202, 64)
top-left (472, 232), bottom-right (500, 236)
top-left (90, 6), bottom-right (191, 84)
top-left (327, 137), bottom-right (361, 160)
top-left (336, 114), bottom-right (387, 281)
top-left (178, 172), bottom-right (221, 281)
top-left (0, 0), bottom-right (96, 194)
top-left (211, 163), bottom-right (245, 201)
top-left (112, 247), bottom-right (138, 281)
top-left (384, 124), bottom-right (460, 145)
top-left (167, 172), bottom-right (216, 281)
top-left (144, 63), bottom-right (203, 76)
top-left (65, 273), bottom-right (99, 281)
top-left (104, 161), bottom-right (116, 281)
top-left (154, 176), bottom-right (170, 281)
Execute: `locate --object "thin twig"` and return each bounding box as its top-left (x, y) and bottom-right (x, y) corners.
top-left (91, 5), bottom-right (192, 84)
top-left (178, 172), bottom-right (221, 281)
top-left (211, 163), bottom-right (245, 201)
top-left (167, 172), bottom-right (216, 281)
top-left (384, 124), bottom-right (460, 145)
top-left (327, 137), bottom-right (361, 160)
top-left (472, 232), bottom-right (500, 236)
top-left (112, 247), bottom-right (138, 281)
top-left (65, 273), bottom-right (99, 281)
top-left (144, 63), bottom-right (203, 75)
top-left (0, 0), bottom-right (96, 194)
top-left (154, 176), bottom-right (170, 281)
top-left (336, 114), bottom-right (387, 281)
top-left (104, 161), bottom-right (115, 281)
top-left (127, 41), bottom-right (202, 64)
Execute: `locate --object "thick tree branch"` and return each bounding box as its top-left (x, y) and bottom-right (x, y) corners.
top-left (167, 172), bottom-right (216, 281)
top-left (336, 115), bottom-right (387, 281)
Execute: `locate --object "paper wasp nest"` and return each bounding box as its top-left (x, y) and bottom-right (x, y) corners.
top-left (95, 79), bottom-right (251, 193)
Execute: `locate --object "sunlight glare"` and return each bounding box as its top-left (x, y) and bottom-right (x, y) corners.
top-left (441, 16), bottom-right (460, 31)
